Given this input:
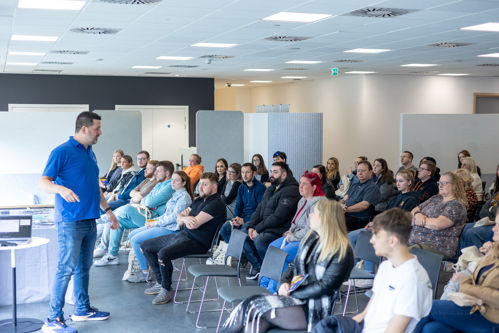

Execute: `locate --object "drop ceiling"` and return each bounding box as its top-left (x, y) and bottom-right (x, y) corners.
top-left (1, 0), bottom-right (499, 87)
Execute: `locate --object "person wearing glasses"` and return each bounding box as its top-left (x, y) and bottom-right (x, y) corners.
top-left (413, 160), bottom-right (439, 203)
top-left (409, 172), bottom-right (467, 260)
top-left (397, 150), bottom-right (418, 174)
top-left (220, 163), bottom-right (243, 220)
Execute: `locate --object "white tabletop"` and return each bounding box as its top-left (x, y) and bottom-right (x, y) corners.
top-left (0, 236), bottom-right (50, 251)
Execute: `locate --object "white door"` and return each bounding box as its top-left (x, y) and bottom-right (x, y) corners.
top-left (115, 105), bottom-right (189, 166)
top-left (8, 104), bottom-right (89, 112)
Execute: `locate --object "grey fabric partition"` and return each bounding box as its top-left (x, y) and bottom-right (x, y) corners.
top-left (196, 111), bottom-right (244, 173)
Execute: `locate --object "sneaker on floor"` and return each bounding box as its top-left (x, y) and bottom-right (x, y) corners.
top-left (353, 279), bottom-right (374, 288)
top-left (127, 270), bottom-right (148, 283)
top-left (71, 306), bottom-right (110, 322)
top-left (246, 270), bottom-right (260, 280)
top-left (94, 253), bottom-right (119, 266)
top-left (144, 282), bottom-right (162, 295)
top-left (152, 288), bottom-right (174, 305)
top-left (93, 247), bottom-right (107, 258)
top-left (42, 317), bottom-right (77, 333)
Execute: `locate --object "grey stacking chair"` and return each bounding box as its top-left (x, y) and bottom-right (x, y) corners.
top-left (409, 247), bottom-right (444, 299)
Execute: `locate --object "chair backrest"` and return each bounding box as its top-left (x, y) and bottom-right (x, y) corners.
top-left (354, 230), bottom-right (381, 265)
top-left (225, 229), bottom-right (247, 274)
top-left (258, 246), bottom-right (289, 285)
top-left (409, 247), bottom-right (444, 299)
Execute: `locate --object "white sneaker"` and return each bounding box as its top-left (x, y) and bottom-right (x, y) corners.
top-left (93, 247), bottom-right (107, 258)
top-left (94, 253), bottom-right (119, 266)
top-left (353, 279), bottom-right (373, 288)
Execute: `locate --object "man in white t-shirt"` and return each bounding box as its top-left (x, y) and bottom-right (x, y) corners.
top-left (312, 208), bottom-right (433, 333)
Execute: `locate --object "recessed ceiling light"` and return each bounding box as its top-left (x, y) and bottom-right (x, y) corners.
top-left (344, 48), bottom-right (390, 54)
top-left (156, 56), bottom-right (194, 60)
top-left (132, 65), bottom-right (162, 69)
top-left (244, 69), bottom-right (274, 72)
top-left (345, 71), bottom-right (376, 74)
top-left (191, 42), bottom-right (237, 48)
top-left (263, 12), bottom-right (332, 23)
top-left (461, 22), bottom-right (499, 32)
top-left (437, 73), bottom-right (469, 76)
top-left (285, 60), bottom-right (323, 64)
top-left (7, 62), bottom-right (38, 65)
top-left (401, 64), bottom-right (438, 67)
top-left (250, 81), bottom-right (273, 83)
top-left (227, 84), bottom-right (245, 87)
top-left (12, 35), bottom-right (58, 42)
top-left (8, 51), bottom-right (46, 56)
top-left (281, 76), bottom-right (306, 79)
top-left (477, 53), bottom-right (499, 58)
top-left (18, 0), bottom-right (86, 10)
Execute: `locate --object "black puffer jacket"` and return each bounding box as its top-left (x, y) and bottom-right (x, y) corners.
top-left (322, 180), bottom-right (337, 200)
top-left (246, 174), bottom-right (300, 235)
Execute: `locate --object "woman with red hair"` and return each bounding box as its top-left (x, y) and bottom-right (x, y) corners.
top-left (261, 172), bottom-right (326, 292)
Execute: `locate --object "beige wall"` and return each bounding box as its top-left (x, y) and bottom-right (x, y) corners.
top-left (215, 87), bottom-right (252, 113)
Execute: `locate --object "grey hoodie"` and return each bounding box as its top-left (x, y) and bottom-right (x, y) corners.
top-left (287, 196), bottom-right (326, 242)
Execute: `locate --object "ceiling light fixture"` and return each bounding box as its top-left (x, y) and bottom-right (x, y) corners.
top-left (437, 73), bottom-right (469, 76)
top-left (345, 71), bottom-right (376, 74)
top-left (7, 62), bottom-right (38, 66)
top-left (250, 81), bottom-right (272, 83)
top-left (12, 35), bottom-right (58, 42)
top-left (132, 65), bottom-right (162, 69)
top-left (244, 69), bottom-right (274, 72)
top-left (461, 22), bottom-right (499, 32)
top-left (344, 48), bottom-right (390, 53)
top-left (263, 12), bottom-right (332, 23)
top-left (156, 56), bottom-right (194, 60)
top-left (401, 64), bottom-right (438, 67)
top-left (8, 51), bottom-right (46, 56)
top-left (18, 0), bottom-right (86, 10)
top-left (281, 76), bottom-right (306, 79)
top-left (285, 60), bottom-right (323, 64)
top-left (477, 53), bottom-right (499, 58)
top-left (191, 42), bottom-right (237, 48)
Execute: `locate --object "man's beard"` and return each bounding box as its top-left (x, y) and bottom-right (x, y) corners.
top-left (270, 177), bottom-right (282, 186)
top-left (145, 172), bottom-right (153, 179)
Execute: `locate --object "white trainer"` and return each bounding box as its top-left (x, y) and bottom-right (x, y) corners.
top-left (94, 253), bottom-right (119, 266)
top-left (93, 247), bottom-right (107, 258)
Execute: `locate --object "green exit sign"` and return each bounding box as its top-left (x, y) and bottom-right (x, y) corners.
top-left (331, 68), bottom-right (338, 76)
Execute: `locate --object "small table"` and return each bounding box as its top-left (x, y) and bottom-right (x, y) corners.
top-left (0, 237), bottom-right (50, 333)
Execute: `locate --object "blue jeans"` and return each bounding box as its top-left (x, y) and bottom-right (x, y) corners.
top-left (260, 237), bottom-right (301, 292)
top-left (459, 223), bottom-right (494, 251)
top-left (220, 220), bottom-right (249, 243)
top-left (416, 300), bottom-right (499, 333)
top-left (99, 198), bottom-right (129, 215)
top-left (109, 205), bottom-right (148, 256)
top-left (243, 231), bottom-right (281, 271)
top-left (348, 229), bottom-right (374, 273)
top-left (129, 226), bottom-right (178, 270)
top-left (49, 219), bottom-right (97, 320)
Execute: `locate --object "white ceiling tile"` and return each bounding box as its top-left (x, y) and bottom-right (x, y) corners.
top-left (432, 1), bottom-right (499, 13)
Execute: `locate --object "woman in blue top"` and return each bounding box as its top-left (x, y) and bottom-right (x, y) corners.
top-left (127, 171), bottom-right (194, 283)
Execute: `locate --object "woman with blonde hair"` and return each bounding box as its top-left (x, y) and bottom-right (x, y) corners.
top-left (221, 199), bottom-right (354, 333)
top-left (455, 169), bottom-right (478, 223)
top-left (326, 157), bottom-right (340, 188)
top-left (100, 149), bottom-right (124, 189)
top-left (461, 157), bottom-right (483, 200)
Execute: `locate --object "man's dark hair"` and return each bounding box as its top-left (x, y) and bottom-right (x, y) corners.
top-left (200, 172), bottom-right (219, 184)
top-left (372, 208), bottom-right (412, 245)
top-left (403, 151), bottom-right (414, 160)
top-left (358, 156), bottom-right (368, 161)
top-left (138, 150), bottom-right (150, 159)
top-left (75, 111), bottom-right (101, 133)
top-left (242, 163), bottom-right (257, 172)
top-left (273, 151), bottom-right (287, 161)
top-left (357, 160), bottom-right (372, 171)
top-left (419, 160), bottom-right (436, 177)
top-left (157, 160), bottom-right (174, 177)
top-left (272, 162), bottom-right (290, 175)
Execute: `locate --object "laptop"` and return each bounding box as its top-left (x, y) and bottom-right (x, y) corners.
top-left (0, 215), bottom-right (32, 244)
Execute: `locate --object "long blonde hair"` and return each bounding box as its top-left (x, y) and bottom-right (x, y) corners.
top-left (442, 171), bottom-right (469, 209)
top-left (310, 199), bottom-right (352, 262)
top-left (462, 157), bottom-right (478, 175)
top-left (106, 149), bottom-right (124, 177)
top-left (326, 157), bottom-right (339, 180)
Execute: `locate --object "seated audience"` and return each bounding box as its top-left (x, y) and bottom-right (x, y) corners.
top-left (182, 153), bottom-right (204, 191)
top-left (461, 157), bottom-right (483, 201)
top-left (312, 164), bottom-right (337, 200)
top-left (416, 212), bottom-right (499, 333)
top-left (460, 191), bottom-right (498, 250)
top-left (455, 168), bottom-right (478, 223)
top-left (126, 171), bottom-right (193, 283)
top-left (273, 151), bottom-right (287, 163)
top-left (94, 161), bottom-right (175, 266)
top-left (458, 150), bottom-right (482, 177)
top-left (104, 155), bottom-right (137, 197)
top-left (252, 154), bottom-right (269, 183)
top-left (314, 208), bottom-right (432, 333)
top-left (373, 158), bottom-right (397, 213)
top-left (339, 160), bottom-right (381, 231)
top-left (420, 157), bottom-right (441, 181)
top-left (244, 162), bottom-right (300, 280)
top-left (409, 172), bottom-right (467, 259)
top-left (141, 172), bottom-right (225, 305)
top-left (397, 150), bottom-right (418, 173)
top-left (344, 156), bottom-right (368, 187)
top-left (221, 163), bottom-right (243, 219)
top-left (326, 157), bottom-right (341, 188)
top-left (221, 200), bottom-right (354, 333)
top-left (414, 160), bottom-right (439, 203)
top-left (100, 149), bottom-right (124, 189)
top-left (215, 158), bottom-right (228, 194)
top-left (487, 164), bottom-right (499, 198)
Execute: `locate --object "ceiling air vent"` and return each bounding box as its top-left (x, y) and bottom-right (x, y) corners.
top-left (41, 61), bottom-right (73, 65)
top-left (333, 59), bottom-right (365, 63)
top-left (169, 65), bottom-right (199, 68)
top-left (476, 64), bottom-right (499, 67)
top-left (33, 69), bottom-right (63, 73)
top-left (144, 72), bottom-right (171, 75)
top-left (344, 7), bottom-right (418, 18)
top-left (70, 27), bottom-right (120, 35)
top-left (282, 68), bottom-right (310, 71)
top-left (51, 50), bottom-right (89, 55)
top-left (424, 42), bottom-right (475, 48)
top-left (263, 36), bottom-right (311, 42)
top-left (200, 55), bottom-right (236, 59)
top-left (96, 0), bottom-right (162, 4)
top-left (408, 71), bottom-right (439, 74)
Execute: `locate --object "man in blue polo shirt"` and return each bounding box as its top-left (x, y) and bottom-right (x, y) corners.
top-left (339, 160), bottom-right (381, 232)
top-left (39, 111), bottom-right (119, 333)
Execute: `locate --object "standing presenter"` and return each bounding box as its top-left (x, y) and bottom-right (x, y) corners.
top-left (39, 111), bottom-right (119, 333)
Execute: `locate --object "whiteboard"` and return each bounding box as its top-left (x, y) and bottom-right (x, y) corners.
top-left (400, 114), bottom-right (499, 175)
top-left (0, 111), bottom-right (142, 175)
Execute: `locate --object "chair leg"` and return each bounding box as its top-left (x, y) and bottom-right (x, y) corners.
top-left (173, 258), bottom-right (187, 304)
top-left (195, 276), bottom-right (210, 329)
top-left (216, 299), bottom-right (227, 333)
top-left (343, 280), bottom-right (352, 316)
top-left (186, 276), bottom-right (197, 312)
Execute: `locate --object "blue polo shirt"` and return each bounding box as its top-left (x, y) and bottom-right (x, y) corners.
top-left (42, 137), bottom-right (101, 223)
top-left (345, 178), bottom-right (381, 221)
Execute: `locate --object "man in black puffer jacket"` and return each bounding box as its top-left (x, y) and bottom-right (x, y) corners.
top-left (244, 162), bottom-right (301, 280)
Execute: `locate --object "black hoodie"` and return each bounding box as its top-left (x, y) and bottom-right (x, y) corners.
top-left (387, 191), bottom-right (420, 212)
top-left (413, 178), bottom-right (439, 203)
